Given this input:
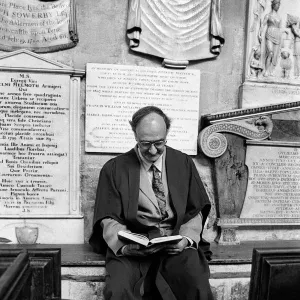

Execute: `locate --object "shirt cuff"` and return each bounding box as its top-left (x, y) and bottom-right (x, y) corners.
top-left (116, 245), bottom-right (126, 256)
top-left (183, 236), bottom-right (196, 248)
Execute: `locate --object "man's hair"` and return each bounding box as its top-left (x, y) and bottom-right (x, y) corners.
top-left (129, 106), bottom-right (171, 132)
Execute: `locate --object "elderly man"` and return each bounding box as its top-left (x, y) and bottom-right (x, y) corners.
top-left (89, 106), bottom-right (213, 300)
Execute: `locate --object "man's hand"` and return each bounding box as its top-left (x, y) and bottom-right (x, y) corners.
top-left (122, 243), bottom-right (166, 256)
top-left (163, 237), bottom-right (189, 255)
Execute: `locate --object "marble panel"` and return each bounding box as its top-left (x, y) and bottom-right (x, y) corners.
top-left (0, 49), bottom-right (84, 243)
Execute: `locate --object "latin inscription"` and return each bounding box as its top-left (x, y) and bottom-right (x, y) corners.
top-left (241, 145), bottom-right (300, 218)
top-left (0, 72), bottom-right (70, 215)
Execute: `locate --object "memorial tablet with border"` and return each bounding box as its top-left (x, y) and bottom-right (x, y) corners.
top-left (85, 64), bottom-right (200, 155)
top-left (0, 49), bottom-right (84, 244)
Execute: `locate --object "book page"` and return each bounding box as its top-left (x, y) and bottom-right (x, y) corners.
top-left (150, 235), bottom-right (182, 244)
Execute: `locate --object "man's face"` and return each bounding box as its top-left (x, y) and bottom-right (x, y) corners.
top-left (134, 113), bottom-right (168, 163)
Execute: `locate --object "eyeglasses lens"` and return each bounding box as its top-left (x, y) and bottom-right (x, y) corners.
top-left (140, 140), bottom-right (165, 149)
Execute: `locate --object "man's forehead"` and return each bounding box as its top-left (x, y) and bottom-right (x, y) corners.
top-left (135, 114), bottom-right (167, 139)
top-left (137, 113), bottom-right (165, 127)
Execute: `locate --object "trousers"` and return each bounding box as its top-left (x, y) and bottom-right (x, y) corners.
top-left (104, 247), bottom-right (213, 300)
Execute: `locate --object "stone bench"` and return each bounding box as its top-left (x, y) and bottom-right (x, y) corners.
top-left (1, 240), bottom-right (300, 300)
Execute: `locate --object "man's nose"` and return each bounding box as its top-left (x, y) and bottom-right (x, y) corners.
top-left (148, 144), bottom-right (157, 155)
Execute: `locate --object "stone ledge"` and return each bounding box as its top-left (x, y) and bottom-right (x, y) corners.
top-left (0, 243), bottom-right (104, 266)
top-left (1, 240), bottom-right (300, 266)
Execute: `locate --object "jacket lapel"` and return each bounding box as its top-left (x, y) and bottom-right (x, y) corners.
top-left (139, 166), bottom-right (159, 209)
top-left (165, 147), bottom-right (185, 227)
top-left (127, 147), bottom-right (185, 227)
top-left (127, 149), bottom-right (140, 222)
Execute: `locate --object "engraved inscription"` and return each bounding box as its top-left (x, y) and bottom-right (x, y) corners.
top-left (0, 72), bottom-right (70, 215)
top-left (0, 0), bottom-right (75, 51)
top-left (85, 64), bottom-right (200, 155)
top-left (241, 145), bottom-right (300, 218)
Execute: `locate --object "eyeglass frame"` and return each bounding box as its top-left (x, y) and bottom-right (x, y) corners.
top-left (137, 139), bottom-right (167, 149)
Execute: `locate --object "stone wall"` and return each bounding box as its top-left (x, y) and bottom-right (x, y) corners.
top-left (61, 265), bottom-right (251, 300)
top-left (0, 0), bottom-right (248, 243)
top-left (77, 0), bottom-right (247, 243)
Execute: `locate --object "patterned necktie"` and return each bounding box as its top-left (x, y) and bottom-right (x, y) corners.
top-left (151, 164), bottom-right (168, 219)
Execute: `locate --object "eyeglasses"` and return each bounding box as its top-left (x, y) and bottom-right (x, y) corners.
top-left (138, 139), bottom-right (167, 149)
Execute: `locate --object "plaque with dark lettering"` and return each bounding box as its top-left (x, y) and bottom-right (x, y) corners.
top-left (0, 49), bottom-right (84, 243)
top-left (0, 72), bottom-right (70, 215)
top-left (241, 142), bottom-right (300, 219)
top-left (0, 0), bottom-right (78, 53)
top-left (0, 49), bottom-right (84, 244)
top-left (86, 64), bottom-right (200, 154)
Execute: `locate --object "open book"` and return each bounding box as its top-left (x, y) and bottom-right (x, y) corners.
top-left (118, 230), bottom-right (182, 247)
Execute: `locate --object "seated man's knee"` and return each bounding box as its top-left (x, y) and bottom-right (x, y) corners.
top-left (163, 250), bottom-right (209, 281)
top-left (104, 278), bottom-right (132, 299)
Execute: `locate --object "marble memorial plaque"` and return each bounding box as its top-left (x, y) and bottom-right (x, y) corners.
top-left (0, 73), bottom-right (70, 215)
top-left (85, 64), bottom-right (200, 155)
top-left (0, 50), bottom-right (84, 244)
top-left (0, 0), bottom-right (78, 53)
top-left (241, 141), bottom-right (300, 218)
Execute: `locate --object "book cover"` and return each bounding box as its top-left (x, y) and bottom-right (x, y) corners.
top-left (118, 230), bottom-right (182, 247)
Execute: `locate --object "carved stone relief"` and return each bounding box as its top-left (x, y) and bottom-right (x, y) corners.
top-left (198, 116), bottom-right (273, 158)
top-left (199, 103), bottom-right (300, 244)
top-left (246, 0), bottom-right (300, 82)
top-left (241, 0), bottom-right (300, 108)
top-left (127, 0), bottom-right (224, 68)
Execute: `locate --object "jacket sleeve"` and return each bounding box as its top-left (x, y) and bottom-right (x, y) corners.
top-left (179, 155), bottom-right (211, 249)
top-left (183, 155), bottom-right (211, 226)
top-left (101, 218), bottom-right (130, 255)
top-left (179, 212), bottom-right (203, 246)
top-left (89, 159), bottom-right (126, 254)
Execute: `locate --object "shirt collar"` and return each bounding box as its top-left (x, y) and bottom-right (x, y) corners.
top-left (137, 146), bottom-right (164, 172)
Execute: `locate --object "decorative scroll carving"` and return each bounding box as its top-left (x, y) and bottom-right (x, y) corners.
top-left (198, 116), bottom-right (273, 158)
top-left (126, 0), bottom-right (224, 68)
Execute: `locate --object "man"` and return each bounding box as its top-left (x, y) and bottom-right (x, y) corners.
top-left (89, 106), bottom-right (213, 299)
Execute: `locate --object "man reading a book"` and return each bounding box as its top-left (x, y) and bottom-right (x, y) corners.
top-left (89, 106), bottom-right (213, 300)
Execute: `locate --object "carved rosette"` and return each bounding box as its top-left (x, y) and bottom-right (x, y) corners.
top-left (198, 116), bottom-right (273, 158)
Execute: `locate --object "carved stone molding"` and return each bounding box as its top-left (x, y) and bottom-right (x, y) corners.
top-left (218, 218), bottom-right (300, 226)
top-left (202, 104), bottom-right (300, 245)
top-left (198, 116), bottom-right (273, 158)
top-left (126, 0), bottom-right (224, 68)
top-left (0, 50), bottom-right (85, 244)
top-left (217, 217), bottom-right (300, 244)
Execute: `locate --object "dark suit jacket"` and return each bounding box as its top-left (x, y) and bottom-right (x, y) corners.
top-left (89, 146), bottom-right (211, 255)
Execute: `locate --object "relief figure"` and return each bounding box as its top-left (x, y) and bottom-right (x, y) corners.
top-left (250, 0), bottom-right (267, 45)
top-left (259, 0), bottom-right (282, 77)
top-left (248, 47), bottom-right (263, 78)
top-left (287, 15), bottom-right (300, 78)
top-left (280, 30), bottom-right (292, 79)
top-left (280, 49), bottom-right (292, 78)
